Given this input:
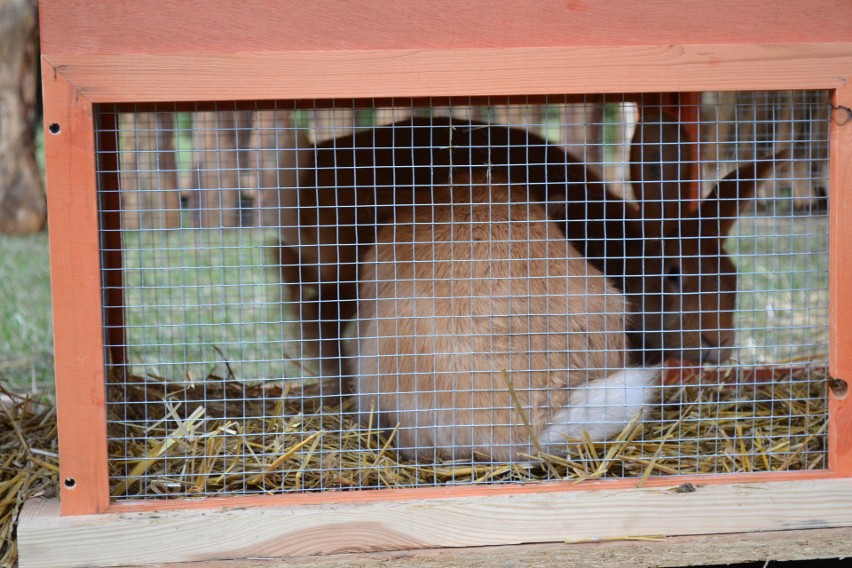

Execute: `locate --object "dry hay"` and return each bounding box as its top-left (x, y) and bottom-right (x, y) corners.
top-left (0, 386), bottom-right (58, 567)
top-left (106, 365), bottom-right (828, 499)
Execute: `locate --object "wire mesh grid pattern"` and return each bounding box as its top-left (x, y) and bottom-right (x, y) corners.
top-left (95, 93), bottom-right (830, 499)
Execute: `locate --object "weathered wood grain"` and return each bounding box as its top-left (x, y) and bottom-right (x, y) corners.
top-left (18, 478), bottom-right (852, 567)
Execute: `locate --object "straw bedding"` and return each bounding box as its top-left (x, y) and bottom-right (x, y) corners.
top-left (0, 386), bottom-right (58, 567)
top-left (105, 365), bottom-right (828, 498)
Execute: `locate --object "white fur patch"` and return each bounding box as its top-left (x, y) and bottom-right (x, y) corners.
top-left (539, 367), bottom-right (660, 449)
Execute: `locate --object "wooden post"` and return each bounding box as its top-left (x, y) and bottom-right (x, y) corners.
top-left (188, 110), bottom-right (244, 228)
top-left (118, 113), bottom-right (181, 229)
top-left (248, 110), bottom-right (310, 228)
top-left (829, 84), bottom-right (852, 477)
top-left (40, 65), bottom-right (110, 516)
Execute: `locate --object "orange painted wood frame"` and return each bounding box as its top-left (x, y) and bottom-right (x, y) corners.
top-left (39, 0), bottom-right (852, 516)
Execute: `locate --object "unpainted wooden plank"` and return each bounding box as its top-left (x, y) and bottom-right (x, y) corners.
top-left (17, 478), bottom-right (852, 567)
top-left (143, 527), bottom-right (852, 568)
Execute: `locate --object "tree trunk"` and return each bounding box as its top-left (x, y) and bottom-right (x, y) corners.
top-left (0, 0), bottom-right (45, 234)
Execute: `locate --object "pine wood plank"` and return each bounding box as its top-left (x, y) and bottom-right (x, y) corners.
top-left (18, 478), bottom-right (852, 567)
top-left (133, 527), bottom-right (852, 568)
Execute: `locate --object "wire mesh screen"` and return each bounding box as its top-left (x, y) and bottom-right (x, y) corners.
top-left (95, 92), bottom-right (830, 500)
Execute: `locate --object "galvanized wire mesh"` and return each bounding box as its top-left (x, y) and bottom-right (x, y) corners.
top-left (95, 93), bottom-right (830, 499)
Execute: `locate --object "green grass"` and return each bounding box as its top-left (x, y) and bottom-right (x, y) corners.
top-left (731, 213), bottom-right (830, 364)
top-left (119, 227), bottom-right (307, 382)
top-left (0, 232), bottom-right (54, 391)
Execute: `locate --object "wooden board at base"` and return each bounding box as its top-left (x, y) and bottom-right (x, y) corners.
top-left (130, 527), bottom-right (852, 568)
top-left (17, 478), bottom-right (852, 568)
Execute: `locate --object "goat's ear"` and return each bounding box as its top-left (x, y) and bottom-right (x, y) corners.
top-left (697, 150), bottom-right (789, 237)
top-left (629, 107), bottom-right (693, 240)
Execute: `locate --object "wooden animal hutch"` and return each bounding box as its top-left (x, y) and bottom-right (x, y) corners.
top-left (19, 1), bottom-right (852, 566)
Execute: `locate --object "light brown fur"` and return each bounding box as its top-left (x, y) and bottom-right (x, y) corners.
top-left (350, 172), bottom-right (632, 461)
